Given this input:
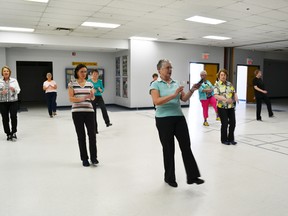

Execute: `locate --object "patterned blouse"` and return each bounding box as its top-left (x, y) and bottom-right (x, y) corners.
top-left (214, 80), bottom-right (236, 109)
top-left (0, 78), bottom-right (21, 102)
top-left (68, 80), bottom-right (94, 112)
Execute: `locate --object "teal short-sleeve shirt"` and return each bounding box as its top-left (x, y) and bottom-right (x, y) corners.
top-left (150, 79), bottom-right (183, 117)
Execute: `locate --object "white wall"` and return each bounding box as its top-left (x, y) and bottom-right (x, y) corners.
top-left (6, 48), bottom-right (117, 106)
top-left (234, 48), bottom-right (288, 75)
top-left (4, 45), bottom-right (288, 109)
top-left (129, 40), bottom-right (224, 108)
top-left (234, 48), bottom-right (265, 74)
top-left (234, 48), bottom-right (288, 97)
top-left (0, 48), bottom-right (6, 67)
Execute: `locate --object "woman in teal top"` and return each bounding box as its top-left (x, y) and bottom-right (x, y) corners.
top-left (88, 69), bottom-right (112, 134)
top-left (198, 70), bottom-right (219, 126)
top-left (149, 59), bottom-right (204, 188)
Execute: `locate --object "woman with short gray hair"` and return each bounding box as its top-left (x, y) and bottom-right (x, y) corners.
top-left (150, 59), bottom-right (204, 188)
top-left (198, 70), bottom-right (219, 126)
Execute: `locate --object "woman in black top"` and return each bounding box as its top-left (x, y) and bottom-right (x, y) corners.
top-left (252, 69), bottom-right (274, 121)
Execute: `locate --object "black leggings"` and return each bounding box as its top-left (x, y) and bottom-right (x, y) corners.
top-left (91, 96), bottom-right (110, 131)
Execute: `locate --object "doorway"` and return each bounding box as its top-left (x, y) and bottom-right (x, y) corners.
top-left (236, 65), bottom-right (259, 103)
top-left (16, 61), bottom-right (53, 106)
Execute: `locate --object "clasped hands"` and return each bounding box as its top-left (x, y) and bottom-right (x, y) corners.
top-left (1, 87), bottom-right (15, 95)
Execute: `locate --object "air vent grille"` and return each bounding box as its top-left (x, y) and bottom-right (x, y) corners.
top-left (55, 27), bottom-right (73, 31)
top-left (175, 37), bottom-right (187, 41)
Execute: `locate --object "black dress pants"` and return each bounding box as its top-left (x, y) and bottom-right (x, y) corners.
top-left (218, 108), bottom-right (236, 142)
top-left (0, 101), bottom-right (18, 135)
top-left (72, 112), bottom-right (97, 162)
top-left (155, 116), bottom-right (200, 182)
top-left (255, 95), bottom-right (273, 120)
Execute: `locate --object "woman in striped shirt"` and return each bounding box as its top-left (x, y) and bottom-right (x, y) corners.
top-left (68, 64), bottom-right (98, 167)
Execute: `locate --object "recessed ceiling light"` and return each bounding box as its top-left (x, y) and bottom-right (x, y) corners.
top-left (203, 36), bottom-right (231, 40)
top-left (81, 22), bottom-right (120, 29)
top-left (0, 26), bottom-right (34, 32)
top-left (25, 0), bottom-right (49, 3)
top-left (129, 36), bottom-right (158, 41)
top-left (185, 16), bottom-right (226, 25)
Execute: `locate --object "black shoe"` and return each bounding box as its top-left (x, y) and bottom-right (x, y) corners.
top-left (12, 133), bottom-right (17, 139)
top-left (50, 115), bottom-right (53, 118)
top-left (257, 119), bottom-right (263, 121)
top-left (91, 159), bottom-right (99, 165)
top-left (187, 178), bottom-right (205, 185)
top-left (230, 141), bottom-right (237, 145)
top-left (82, 160), bottom-right (90, 167)
top-left (221, 141), bottom-right (230, 145)
top-left (7, 135), bottom-right (12, 141)
top-left (165, 180), bottom-right (178, 187)
top-left (96, 131), bottom-right (99, 134)
top-left (106, 123), bottom-right (112, 127)
top-left (269, 115), bottom-right (275, 118)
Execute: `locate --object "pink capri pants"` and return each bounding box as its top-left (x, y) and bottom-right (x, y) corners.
top-left (200, 96), bottom-right (218, 119)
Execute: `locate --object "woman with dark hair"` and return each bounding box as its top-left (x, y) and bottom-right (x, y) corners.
top-left (0, 66), bottom-right (21, 141)
top-left (214, 69), bottom-right (239, 145)
top-left (68, 64), bottom-right (98, 167)
top-left (150, 59), bottom-right (204, 188)
top-left (87, 69), bottom-right (111, 134)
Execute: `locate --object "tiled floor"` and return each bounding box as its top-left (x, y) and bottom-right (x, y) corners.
top-left (0, 98), bottom-right (287, 216)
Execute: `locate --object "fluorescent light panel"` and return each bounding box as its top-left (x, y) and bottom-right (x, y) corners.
top-left (130, 36), bottom-right (157, 41)
top-left (0, 26), bottom-right (34, 32)
top-left (81, 22), bottom-right (120, 28)
top-left (186, 16), bottom-right (226, 25)
top-left (203, 36), bottom-right (231, 40)
top-left (25, 0), bottom-right (49, 3)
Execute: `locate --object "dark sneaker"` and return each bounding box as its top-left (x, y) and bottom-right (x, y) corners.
top-left (7, 135), bottom-right (12, 141)
top-left (12, 133), bottom-right (17, 139)
top-left (82, 160), bottom-right (90, 167)
top-left (91, 159), bottom-right (99, 165)
top-left (106, 123), bottom-right (112, 127)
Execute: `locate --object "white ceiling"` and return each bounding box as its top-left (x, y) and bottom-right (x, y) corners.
top-left (1, 0), bottom-right (288, 52)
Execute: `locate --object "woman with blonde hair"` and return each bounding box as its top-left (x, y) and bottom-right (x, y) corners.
top-left (0, 66), bottom-right (21, 141)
